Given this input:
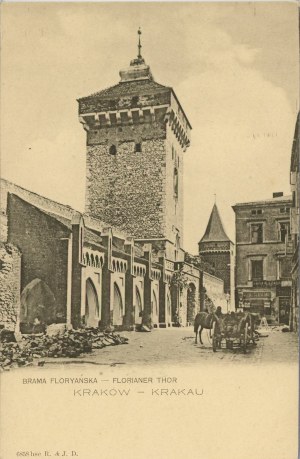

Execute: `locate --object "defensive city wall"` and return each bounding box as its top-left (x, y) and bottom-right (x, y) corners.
top-left (1, 178), bottom-right (217, 331)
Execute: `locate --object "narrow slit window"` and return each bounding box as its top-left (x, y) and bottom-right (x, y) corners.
top-left (109, 145), bottom-right (117, 155)
top-left (135, 143), bottom-right (142, 153)
top-left (174, 168), bottom-right (178, 198)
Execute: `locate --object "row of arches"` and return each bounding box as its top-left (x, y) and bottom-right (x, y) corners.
top-left (111, 258), bottom-right (127, 273)
top-left (83, 251), bottom-right (104, 268)
top-left (19, 278), bottom-right (198, 329)
top-left (133, 264), bottom-right (146, 278)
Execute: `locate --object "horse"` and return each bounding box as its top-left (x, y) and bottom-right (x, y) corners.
top-left (194, 312), bottom-right (222, 345)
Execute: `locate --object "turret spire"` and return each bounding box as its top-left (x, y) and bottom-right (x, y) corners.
top-left (199, 203), bottom-right (230, 243)
top-left (138, 27), bottom-right (142, 59)
top-left (119, 27), bottom-right (154, 82)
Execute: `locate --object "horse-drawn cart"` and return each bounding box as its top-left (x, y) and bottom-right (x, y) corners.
top-left (211, 312), bottom-right (255, 353)
top-left (194, 310), bottom-right (258, 353)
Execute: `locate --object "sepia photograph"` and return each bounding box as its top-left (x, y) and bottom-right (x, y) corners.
top-left (0, 2), bottom-right (299, 458)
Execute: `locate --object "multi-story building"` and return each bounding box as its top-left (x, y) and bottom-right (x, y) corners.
top-left (233, 193), bottom-right (293, 323)
top-left (198, 203), bottom-right (235, 310)
top-left (290, 112), bottom-right (299, 331)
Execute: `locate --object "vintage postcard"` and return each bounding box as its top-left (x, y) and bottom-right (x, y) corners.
top-left (0, 2), bottom-right (299, 459)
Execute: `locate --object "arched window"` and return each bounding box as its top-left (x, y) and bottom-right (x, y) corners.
top-left (109, 145), bottom-right (117, 155)
top-left (20, 278), bottom-right (56, 325)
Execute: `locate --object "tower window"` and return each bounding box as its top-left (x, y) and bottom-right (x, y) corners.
top-left (174, 168), bottom-right (178, 199)
top-left (109, 145), bottom-right (117, 155)
top-left (135, 143), bottom-right (142, 153)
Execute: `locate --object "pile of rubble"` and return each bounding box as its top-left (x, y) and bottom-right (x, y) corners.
top-left (0, 326), bottom-right (129, 370)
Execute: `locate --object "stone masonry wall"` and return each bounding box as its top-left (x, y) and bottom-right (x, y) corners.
top-left (0, 243), bottom-right (21, 330)
top-left (1, 179), bottom-right (75, 224)
top-left (200, 251), bottom-right (231, 293)
top-left (202, 271), bottom-right (227, 310)
top-left (85, 122), bottom-right (167, 239)
top-left (165, 123), bottom-right (184, 247)
top-left (7, 194), bottom-right (70, 322)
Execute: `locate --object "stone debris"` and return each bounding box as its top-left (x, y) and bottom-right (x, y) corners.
top-left (46, 323), bottom-right (68, 337)
top-left (0, 327), bottom-right (128, 371)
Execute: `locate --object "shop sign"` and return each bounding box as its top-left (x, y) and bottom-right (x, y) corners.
top-left (243, 291), bottom-right (271, 299)
top-left (253, 280), bottom-right (280, 288)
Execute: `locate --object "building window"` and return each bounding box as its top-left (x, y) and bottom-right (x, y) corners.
top-left (278, 222), bottom-right (290, 242)
top-left (250, 223), bottom-right (263, 243)
top-left (135, 143), bottom-right (142, 153)
top-left (251, 209), bottom-right (263, 215)
top-left (280, 207), bottom-right (289, 214)
top-left (251, 260), bottom-right (263, 281)
top-left (110, 113), bottom-right (117, 126)
top-left (109, 145), bottom-right (117, 155)
top-left (279, 258), bottom-right (291, 279)
top-left (174, 168), bottom-right (178, 199)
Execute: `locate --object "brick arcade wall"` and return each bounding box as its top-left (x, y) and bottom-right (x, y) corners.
top-left (7, 194), bottom-right (70, 323)
top-left (0, 243), bottom-right (21, 330)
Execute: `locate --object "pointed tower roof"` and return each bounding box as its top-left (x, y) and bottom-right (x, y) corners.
top-left (199, 204), bottom-right (230, 243)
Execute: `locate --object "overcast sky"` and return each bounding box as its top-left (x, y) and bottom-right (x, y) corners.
top-left (1, 2), bottom-right (299, 253)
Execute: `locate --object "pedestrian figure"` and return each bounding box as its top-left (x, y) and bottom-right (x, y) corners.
top-left (216, 306), bottom-right (223, 318)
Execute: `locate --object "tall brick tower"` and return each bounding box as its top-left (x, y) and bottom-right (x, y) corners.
top-left (78, 31), bottom-right (191, 261)
top-left (198, 204), bottom-right (234, 299)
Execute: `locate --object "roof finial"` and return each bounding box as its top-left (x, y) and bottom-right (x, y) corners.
top-left (137, 27), bottom-right (142, 59)
top-left (214, 193), bottom-right (217, 204)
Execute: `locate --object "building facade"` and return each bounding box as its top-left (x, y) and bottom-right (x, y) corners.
top-left (233, 193), bottom-right (293, 323)
top-left (198, 204), bottom-right (235, 310)
top-left (290, 112), bottom-right (299, 331)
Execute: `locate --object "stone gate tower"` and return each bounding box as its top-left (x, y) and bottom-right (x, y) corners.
top-left (78, 33), bottom-right (191, 261)
top-left (198, 204), bottom-right (235, 303)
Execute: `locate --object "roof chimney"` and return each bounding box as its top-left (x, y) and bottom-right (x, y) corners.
top-left (273, 192), bottom-right (284, 198)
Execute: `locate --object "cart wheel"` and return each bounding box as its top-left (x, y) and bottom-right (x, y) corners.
top-left (243, 323), bottom-right (248, 353)
top-left (212, 321), bottom-right (217, 352)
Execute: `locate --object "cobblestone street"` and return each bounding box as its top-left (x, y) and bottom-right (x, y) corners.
top-left (41, 326), bottom-right (298, 368)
